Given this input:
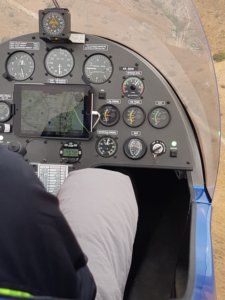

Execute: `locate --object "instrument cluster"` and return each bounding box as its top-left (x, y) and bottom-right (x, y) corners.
top-left (0, 32), bottom-right (194, 171)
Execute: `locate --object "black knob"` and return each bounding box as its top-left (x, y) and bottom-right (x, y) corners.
top-left (150, 140), bottom-right (166, 158)
top-left (8, 141), bottom-right (21, 152)
top-left (8, 141), bottom-right (27, 156)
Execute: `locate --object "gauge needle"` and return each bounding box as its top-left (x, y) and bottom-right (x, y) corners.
top-left (129, 111), bottom-right (134, 124)
top-left (104, 110), bottom-right (109, 121)
top-left (58, 64), bottom-right (62, 75)
top-left (21, 67), bottom-right (24, 78)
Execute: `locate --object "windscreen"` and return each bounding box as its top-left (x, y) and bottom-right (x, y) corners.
top-left (0, 0), bottom-right (220, 197)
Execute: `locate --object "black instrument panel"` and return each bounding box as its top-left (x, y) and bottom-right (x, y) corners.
top-left (0, 33), bottom-right (194, 170)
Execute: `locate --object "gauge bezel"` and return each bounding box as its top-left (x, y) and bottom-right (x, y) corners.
top-left (83, 54), bottom-right (113, 84)
top-left (124, 137), bottom-right (147, 160)
top-left (123, 106), bottom-right (146, 128)
top-left (44, 47), bottom-right (75, 78)
top-left (122, 76), bottom-right (145, 99)
top-left (6, 51), bottom-right (35, 81)
top-left (99, 104), bottom-right (120, 127)
top-left (96, 136), bottom-right (118, 158)
top-left (0, 101), bottom-right (12, 122)
top-left (148, 107), bottom-right (171, 129)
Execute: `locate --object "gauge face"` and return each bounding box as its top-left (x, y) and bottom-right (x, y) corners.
top-left (124, 138), bottom-right (146, 160)
top-left (45, 48), bottom-right (74, 77)
top-left (96, 137), bottom-right (118, 158)
top-left (6, 52), bottom-right (35, 81)
top-left (123, 106), bottom-right (145, 127)
top-left (42, 11), bottom-right (65, 37)
top-left (99, 105), bottom-right (120, 127)
top-left (149, 107), bottom-right (171, 129)
top-left (122, 77), bottom-right (144, 98)
top-left (0, 102), bottom-right (11, 122)
top-left (84, 54), bottom-right (113, 84)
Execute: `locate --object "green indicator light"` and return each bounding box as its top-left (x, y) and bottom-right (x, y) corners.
top-left (171, 141), bottom-right (177, 147)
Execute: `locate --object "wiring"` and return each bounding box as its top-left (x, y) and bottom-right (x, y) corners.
top-left (52, 0), bottom-right (60, 8)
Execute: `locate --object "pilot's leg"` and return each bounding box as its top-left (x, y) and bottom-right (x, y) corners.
top-left (0, 146), bottom-right (96, 299)
top-left (58, 168), bottom-right (138, 300)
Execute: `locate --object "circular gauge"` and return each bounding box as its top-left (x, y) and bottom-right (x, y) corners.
top-left (84, 54), bottom-right (113, 84)
top-left (96, 136), bottom-right (118, 158)
top-left (99, 105), bottom-right (120, 127)
top-left (124, 138), bottom-right (146, 160)
top-left (6, 52), bottom-right (35, 81)
top-left (149, 107), bottom-right (171, 129)
top-left (123, 106), bottom-right (145, 128)
top-left (122, 77), bottom-right (144, 98)
top-left (0, 101), bottom-right (11, 122)
top-left (42, 11), bottom-right (65, 37)
top-left (45, 48), bottom-right (74, 78)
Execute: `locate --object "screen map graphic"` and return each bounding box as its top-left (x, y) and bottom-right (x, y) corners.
top-left (21, 90), bottom-right (84, 135)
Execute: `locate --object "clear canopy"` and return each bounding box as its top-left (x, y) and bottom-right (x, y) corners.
top-left (0, 0), bottom-right (220, 197)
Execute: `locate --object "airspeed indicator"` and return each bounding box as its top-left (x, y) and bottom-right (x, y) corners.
top-left (45, 48), bottom-right (74, 78)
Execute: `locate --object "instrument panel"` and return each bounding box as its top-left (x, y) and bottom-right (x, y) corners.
top-left (0, 33), bottom-right (194, 173)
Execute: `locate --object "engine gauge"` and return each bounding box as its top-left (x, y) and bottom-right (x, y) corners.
top-left (45, 48), bottom-right (74, 78)
top-left (96, 136), bottom-right (118, 158)
top-left (6, 52), bottom-right (35, 81)
top-left (99, 105), bottom-right (120, 127)
top-left (123, 106), bottom-right (145, 127)
top-left (83, 54), bottom-right (113, 84)
top-left (0, 101), bottom-right (11, 122)
top-left (149, 107), bottom-right (171, 129)
top-left (124, 138), bottom-right (146, 160)
top-left (42, 11), bottom-right (65, 37)
top-left (122, 77), bottom-right (144, 98)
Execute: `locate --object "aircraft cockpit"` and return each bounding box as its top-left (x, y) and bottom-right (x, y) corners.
top-left (0, 1), bottom-right (220, 299)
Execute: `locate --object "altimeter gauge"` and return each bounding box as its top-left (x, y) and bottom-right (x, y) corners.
top-left (84, 54), bottom-right (113, 84)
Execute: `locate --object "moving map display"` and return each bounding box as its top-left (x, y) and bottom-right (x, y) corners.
top-left (14, 84), bottom-right (92, 138)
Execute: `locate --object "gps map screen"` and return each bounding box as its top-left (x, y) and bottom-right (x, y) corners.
top-left (14, 84), bottom-right (92, 139)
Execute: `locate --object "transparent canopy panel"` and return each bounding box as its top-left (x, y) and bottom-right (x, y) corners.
top-left (0, 0), bottom-right (220, 197)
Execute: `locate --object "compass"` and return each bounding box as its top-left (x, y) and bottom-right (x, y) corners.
top-left (39, 8), bottom-right (71, 40)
